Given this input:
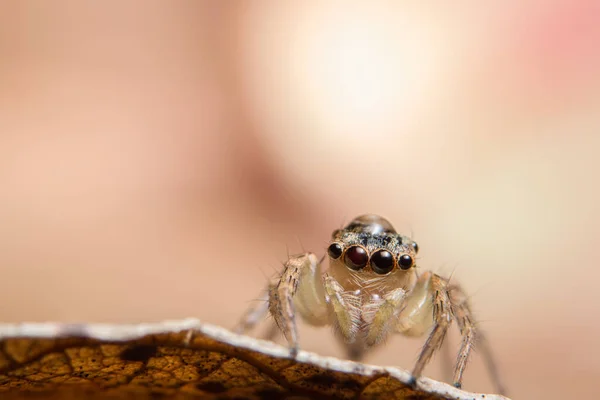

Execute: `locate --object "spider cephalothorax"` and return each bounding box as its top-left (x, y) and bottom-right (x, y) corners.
top-left (236, 214), bottom-right (506, 395)
top-left (328, 215), bottom-right (418, 274)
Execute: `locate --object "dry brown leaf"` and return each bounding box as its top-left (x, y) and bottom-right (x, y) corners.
top-left (0, 319), bottom-right (509, 399)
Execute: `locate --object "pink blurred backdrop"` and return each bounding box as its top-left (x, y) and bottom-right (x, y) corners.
top-left (1, 2), bottom-right (599, 398)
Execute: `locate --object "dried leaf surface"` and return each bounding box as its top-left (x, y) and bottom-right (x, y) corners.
top-left (0, 319), bottom-right (509, 399)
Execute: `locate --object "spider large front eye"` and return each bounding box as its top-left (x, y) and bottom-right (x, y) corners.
top-left (370, 250), bottom-right (394, 274)
top-left (344, 246), bottom-right (368, 270)
top-left (327, 243), bottom-right (343, 259)
top-left (398, 254), bottom-right (413, 270)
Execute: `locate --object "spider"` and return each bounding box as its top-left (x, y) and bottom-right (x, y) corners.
top-left (235, 214), bottom-right (505, 394)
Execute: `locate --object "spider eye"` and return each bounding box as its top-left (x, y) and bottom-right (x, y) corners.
top-left (327, 243), bottom-right (343, 259)
top-left (398, 254), bottom-right (413, 270)
top-left (344, 246), bottom-right (368, 271)
top-left (411, 242), bottom-right (419, 253)
top-left (370, 250), bottom-right (394, 274)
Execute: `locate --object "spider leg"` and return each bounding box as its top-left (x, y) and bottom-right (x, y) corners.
top-left (262, 320), bottom-right (281, 342)
top-left (410, 273), bottom-right (452, 385)
top-left (449, 284), bottom-right (506, 395)
top-left (269, 253), bottom-right (328, 356)
top-left (234, 286), bottom-right (273, 334)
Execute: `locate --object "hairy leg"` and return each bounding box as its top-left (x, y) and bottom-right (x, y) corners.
top-left (449, 284), bottom-right (506, 395)
top-left (262, 320), bottom-right (281, 342)
top-left (410, 274), bottom-right (453, 384)
top-left (268, 253), bottom-right (328, 355)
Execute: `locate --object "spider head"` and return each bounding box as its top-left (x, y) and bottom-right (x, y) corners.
top-left (327, 214), bottom-right (419, 275)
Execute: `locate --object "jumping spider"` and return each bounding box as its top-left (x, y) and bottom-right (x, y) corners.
top-left (236, 214), bottom-right (505, 394)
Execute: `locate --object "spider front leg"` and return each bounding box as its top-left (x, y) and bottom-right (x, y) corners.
top-left (267, 253), bottom-right (329, 356)
top-left (405, 274), bottom-right (506, 394)
top-left (409, 273), bottom-right (453, 385)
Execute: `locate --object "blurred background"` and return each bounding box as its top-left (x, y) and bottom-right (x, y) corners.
top-left (1, 1), bottom-right (599, 398)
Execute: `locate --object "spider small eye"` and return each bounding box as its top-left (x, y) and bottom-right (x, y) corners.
top-left (370, 250), bottom-right (394, 274)
top-left (344, 246), bottom-right (368, 271)
top-left (411, 242), bottom-right (419, 253)
top-left (398, 254), bottom-right (413, 270)
top-left (327, 243), bottom-right (343, 259)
